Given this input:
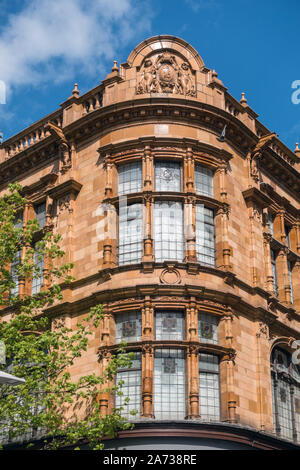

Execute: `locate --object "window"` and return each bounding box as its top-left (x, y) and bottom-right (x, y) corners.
top-left (154, 201), bottom-right (184, 262)
top-left (115, 312), bottom-right (142, 344)
top-left (154, 349), bottom-right (185, 420)
top-left (198, 313), bottom-right (218, 344)
top-left (155, 161), bottom-right (181, 192)
top-left (199, 353), bottom-right (220, 421)
top-left (155, 311), bottom-right (184, 341)
top-left (196, 205), bottom-right (215, 266)
top-left (285, 224), bottom-right (291, 249)
top-left (34, 202), bottom-right (46, 229)
top-left (10, 251), bottom-right (21, 296)
top-left (287, 260), bottom-right (294, 304)
top-left (271, 348), bottom-right (300, 442)
top-left (118, 203), bottom-right (143, 265)
top-left (195, 165), bottom-right (213, 197)
top-left (268, 213), bottom-right (274, 236)
top-left (31, 245), bottom-right (44, 294)
top-left (115, 352), bottom-right (141, 418)
top-left (118, 162), bottom-right (142, 196)
top-left (271, 249), bottom-right (278, 297)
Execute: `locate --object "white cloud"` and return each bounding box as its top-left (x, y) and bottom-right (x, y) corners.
top-left (0, 0), bottom-right (152, 92)
top-left (184, 0), bottom-right (219, 12)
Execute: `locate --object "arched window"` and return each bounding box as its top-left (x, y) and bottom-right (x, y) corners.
top-left (271, 346), bottom-right (300, 442)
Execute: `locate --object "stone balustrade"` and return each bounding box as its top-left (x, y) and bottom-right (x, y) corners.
top-left (83, 91), bottom-right (103, 115)
top-left (1, 111), bottom-right (63, 161)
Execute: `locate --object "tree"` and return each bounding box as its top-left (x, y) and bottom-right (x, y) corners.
top-left (0, 183), bottom-right (134, 450)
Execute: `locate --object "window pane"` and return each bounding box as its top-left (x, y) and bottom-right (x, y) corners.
top-left (271, 249), bottom-right (278, 297)
top-left (14, 212), bottom-right (23, 229)
top-left (11, 250), bottom-right (21, 296)
top-left (118, 162), bottom-right (142, 195)
top-left (32, 246), bottom-right (44, 294)
top-left (115, 312), bottom-right (142, 344)
top-left (154, 201), bottom-right (184, 262)
top-left (198, 313), bottom-right (218, 344)
top-left (118, 203), bottom-right (143, 265)
top-left (115, 352), bottom-right (141, 418)
top-left (287, 260), bottom-right (293, 304)
top-left (199, 353), bottom-right (220, 421)
top-left (154, 349), bottom-right (185, 420)
top-left (268, 213), bottom-right (274, 236)
top-left (285, 224), bottom-right (290, 248)
top-left (196, 205), bottom-right (215, 266)
top-left (195, 165), bottom-right (213, 197)
top-left (155, 161), bottom-right (181, 192)
top-left (34, 202), bottom-right (46, 229)
top-left (155, 311), bottom-right (184, 340)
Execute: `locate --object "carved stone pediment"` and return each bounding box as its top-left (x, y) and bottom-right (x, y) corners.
top-left (136, 52), bottom-right (196, 97)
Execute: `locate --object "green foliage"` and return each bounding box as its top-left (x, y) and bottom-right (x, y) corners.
top-left (0, 184), bottom-right (133, 450)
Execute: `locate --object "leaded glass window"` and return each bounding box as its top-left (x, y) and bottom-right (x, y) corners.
top-left (285, 224), bottom-right (291, 249)
top-left (271, 347), bottom-right (300, 442)
top-left (199, 353), bottom-right (220, 421)
top-left (14, 212), bottom-right (23, 229)
top-left (271, 249), bottom-right (278, 297)
top-left (118, 162), bottom-right (142, 196)
top-left (32, 245), bottom-right (44, 295)
top-left (115, 352), bottom-right (141, 418)
top-left (195, 165), bottom-right (213, 197)
top-left (154, 349), bottom-right (185, 420)
top-left (115, 312), bottom-right (142, 344)
top-left (198, 313), bottom-right (218, 344)
top-left (155, 161), bottom-right (181, 192)
top-left (196, 205), bottom-right (215, 266)
top-left (10, 250), bottom-right (21, 296)
top-left (34, 202), bottom-right (46, 229)
top-left (155, 311), bottom-right (184, 341)
top-left (118, 203), bottom-right (143, 265)
top-left (154, 201), bottom-right (184, 262)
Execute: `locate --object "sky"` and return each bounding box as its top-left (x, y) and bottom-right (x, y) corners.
top-left (0, 0), bottom-right (300, 151)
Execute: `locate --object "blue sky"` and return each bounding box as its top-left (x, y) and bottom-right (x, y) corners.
top-left (0, 0), bottom-right (300, 151)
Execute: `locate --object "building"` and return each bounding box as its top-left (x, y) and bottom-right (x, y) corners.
top-left (1, 35), bottom-right (300, 450)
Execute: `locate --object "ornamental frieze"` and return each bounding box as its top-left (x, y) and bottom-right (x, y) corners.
top-left (136, 52), bottom-right (196, 96)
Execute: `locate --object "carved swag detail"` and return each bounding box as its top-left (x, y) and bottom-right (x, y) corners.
top-left (137, 53), bottom-right (196, 96)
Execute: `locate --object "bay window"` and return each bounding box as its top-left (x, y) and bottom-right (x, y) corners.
top-left (115, 352), bottom-right (142, 418)
top-left (118, 161), bottom-right (142, 196)
top-left (154, 201), bottom-right (184, 262)
top-left (118, 203), bottom-right (143, 265)
top-left (199, 353), bottom-right (220, 421)
top-left (154, 349), bottom-right (186, 420)
top-left (195, 165), bottom-right (213, 197)
top-left (196, 205), bottom-right (215, 266)
top-left (155, 161), bottom-right (181, 192)
top-left (155, 311), bottom-right (184, 341)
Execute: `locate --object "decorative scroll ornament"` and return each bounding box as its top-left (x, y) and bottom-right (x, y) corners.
top-left (137, 52), bottom-right (196, 96)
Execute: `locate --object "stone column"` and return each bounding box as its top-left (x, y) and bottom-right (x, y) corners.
top-left (98, 350), bottom-right (112, 416)
top-left (187, 345), bottom-right (200, 418)
top-left (292, 260), bottom-right (300, 310)
top-left (142, 345), bottom-right (154, 418)
top-left (186, 300), bottom-right (198, 342)
top-left (104, 155), bottom-right (115, 198)
top-left (142, 297), bottom-right (154, 341)
top-left (142, 195), bottom-right (154, 268)
top-left (103, 204), bottom-right (117, 268)
top-left (185, 196), bottom-right (197, 262)
top-left (263, 233), bottom-right (275, 294)
top-left (215, 204), bottom-right (231, 270)
top-left (184, 147), bottom-right (194, 193)
top-left (143, 146), bottom-right (153, 191)
top-left (277, 247), bottom-right (291, 304)
top-left (220, 350), bottom-right (237, 423)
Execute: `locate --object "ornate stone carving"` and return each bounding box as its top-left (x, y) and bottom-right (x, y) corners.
top-left (137, 53), bottom-right (196, 96)
top-left (160, 265), bottom-right (181, 285)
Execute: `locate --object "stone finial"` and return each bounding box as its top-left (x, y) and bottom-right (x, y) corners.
top-left (240, 92), bottom-right (247, 105)
top-left (112, 60), bottom-right (119, 72)
top-left (211, 69), bottom-right (218, 80)
top-left (72, 83), bottom-right (79, 98)
top-left (295, 142), bottom-right (300, 156)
